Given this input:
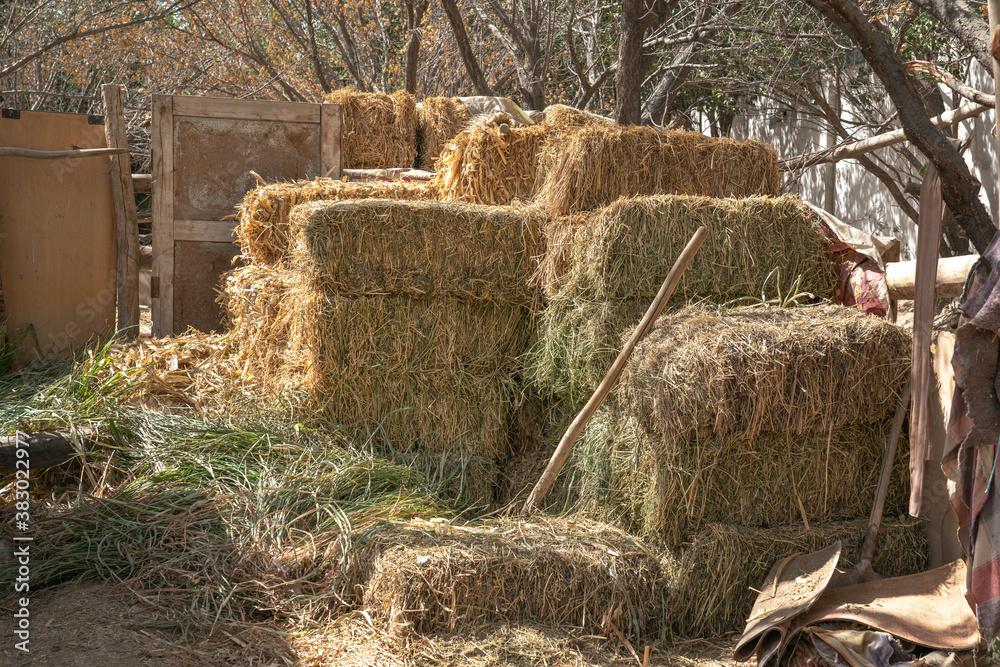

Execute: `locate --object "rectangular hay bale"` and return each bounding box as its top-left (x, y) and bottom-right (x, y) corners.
top-left (670, 520), bottom-right (927, 638)
top-left (358, 517), bottom-right (672, 642)
top-left (291, 199), bottom-right (544, 304)
top-left (623, 304), bottom-right (912, 442)
top-left (536, 126), bottom-right (780, 216)
top-left (417, 97), bottom-right (472, 170)
top-left (236, 178), bottom-right (431, 266)
top-left (323, 89), bottom-right (417, 169)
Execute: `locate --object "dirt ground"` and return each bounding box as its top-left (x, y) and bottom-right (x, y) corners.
top-left (0, 583), bottom-right (741, 667)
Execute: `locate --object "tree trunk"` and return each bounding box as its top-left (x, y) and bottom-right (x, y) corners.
top-left (440, 0), bottom-right (493, 96)
top-left (404, 0), bottom-right (428, 96)
top-left (806, 0), bottom-right (995, 252)
top-left (614, 0), bottom-right (650, 125)
top-left (0, 430), bottom-right (92, 475)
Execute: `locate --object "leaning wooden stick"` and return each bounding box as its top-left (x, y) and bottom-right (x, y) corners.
top-left (520, 226), bottom-right (709, 516)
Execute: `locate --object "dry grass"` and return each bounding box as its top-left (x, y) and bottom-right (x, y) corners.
top-left (431, 112), bottom-right (549, 205)
top-left (623, 304), bottom-right (912, 442)
top-left (353, 516), bottom-right (672, 643)
top-left (417, 97), bottom-right (472, 170)
top-left (539, 195), bottom-right (833, 299)
top-left (536, 126), bottom-right (780, 216)
top-left (236, 177), bottom-right (431, 266)
top-left (324, 88), bottom-right (418, 168)
top-left (670, 519), bottom-right (927, 638)
top-left (571, 409), bottom-right (911, 548)
top-left (541, 104), bottom-right (613, 130)
top-left (290, 199), bottom-right (545, 304)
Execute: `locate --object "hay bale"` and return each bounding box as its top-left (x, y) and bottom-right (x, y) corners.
top-left (236, 178), bottom-right (431, 266)
top-left (624, 304), bottom-right (912, 443)
top-left (417, 97), bottom-right (472, 170)
top-left (541, 104), bottom-right (613, 130)
top-left (290, 200), bottom-right (544, 304)
top-left (571, 408), bottom-right (911, 547)
top-left (283, 290), bottom-right (530, 458)
top-left (670, 519), bottom-right (927, 637)
top-left (536, 126), bottom-right (780, 216)
top-left (324, 89), bottom-right (417, 169)
top-left (543, 195), bottom-right (833, 300)
top-left (430, 112), bottom-right (549, 205)
top-left (357, 517), bottom-right (672, 641)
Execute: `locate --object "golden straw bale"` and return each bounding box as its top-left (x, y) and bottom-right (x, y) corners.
top-left (670, 520), bottom-right (927, 637)
top-left (417, 97), bottom-right (472, 170)
top-left (536, 125), bottom-right (780, 216)
top-left (430, 112), bottom-right (549, 205)
top-left (356, 517), bottom-right (672, 642)
top-left (324, 89), bottom-right (417, 168)
top-left (290, 199), bottom-right (544, 304)
top-left (623, 304), bottom-right (911, 443)
top-left (236, 178), bottom-right (431, 266)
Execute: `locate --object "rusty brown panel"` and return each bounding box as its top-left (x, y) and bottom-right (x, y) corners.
top-left (172, 240), bottom-right (241, 335)
top-left (0, 110), bottom-right (116, 364)
top-left (172, 117), bottom-right (321, 221)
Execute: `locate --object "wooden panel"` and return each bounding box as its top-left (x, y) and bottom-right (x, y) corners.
top-left (0, 110), bottom-right (116, 363)
top-left (172, 115), bottom-right (321, 221)
top-left (174, 220), bottom-right (237, 243)
top-left (103, 84), bottom-right (140, 340)
top-left (151, 95), bottom-right (175, 338)
top-left (171, 96), bottom-right (322, 124)
top-left (321, 103), bottom-right (343, 179)
top-left (172, 241), bottom-right (241, 334)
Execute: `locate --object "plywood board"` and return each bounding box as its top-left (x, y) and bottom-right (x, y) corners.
top-left (0, 110), bottom-right (116, 363)
top-left (152, 95), bottom-right (342, 336)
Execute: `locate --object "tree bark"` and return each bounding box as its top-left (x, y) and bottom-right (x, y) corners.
top-left (910, 0), bottom-right (992, 74)
top-left (805, 0), bottom-right (995, 252)
top-left (404, 0), bottom-right (428, 95)
top-left (614, 0), bottom-right (653, 125)
top-left (440, 0), bottom-right (494, 96)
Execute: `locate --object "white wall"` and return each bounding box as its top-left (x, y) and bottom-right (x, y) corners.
top-left (728, 65), bottom-right (998, 258)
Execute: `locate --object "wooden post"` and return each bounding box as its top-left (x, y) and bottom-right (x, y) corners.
top-left (988, 0), bottom-right (1000, 224)
top-left (102, 84), bottom-right (140, 340)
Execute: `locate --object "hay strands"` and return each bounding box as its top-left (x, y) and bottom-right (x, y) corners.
top-left (520, 226), bottom-right (709, 515)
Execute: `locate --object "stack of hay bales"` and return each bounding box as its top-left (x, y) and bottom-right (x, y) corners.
top-left (525, 195), bottom-right (835, 407)
top-left (224, 194), bottom-right (545, 500)
top-left (324, 89), bottom-right (418, 169)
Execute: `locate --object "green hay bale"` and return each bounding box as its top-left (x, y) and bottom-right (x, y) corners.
top-left (291, 199), bottom-right (544, 305)
top-left (571, 408), bottom-right (911, 548)
top-left (524, 297), bottom-right (648, 407)
top-left (356, 517), bottom-right (672, 642)
top-left (536, 126), bottom-right (780, 216)
top-left (624, 304), bottom-right (912, 443)
top-left (324, 89), bottom-right (418, 169)
top-left (670, 519), bottom-right (928, 638)
top-left (236, 178), bottom-right (432, 266)
top-left (543, 195), bottom-right (833, 300)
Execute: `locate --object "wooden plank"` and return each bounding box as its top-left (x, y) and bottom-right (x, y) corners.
top-left (171, 96), bottom-right (322, 124)
top-left (102, 84), bottom-right (140, 340)
top-left (174, 220), bottom-right (237, 243)
top-left (0, 110), bottom-right (116, 364)
top-left (885, 255), bottom-right (978, 300)
top-left (0, 146), bottom-right (128, 159)
top-left (151, 95), bottom-right (175, 338)
top-left (320, 103), bottom-right (343, 179)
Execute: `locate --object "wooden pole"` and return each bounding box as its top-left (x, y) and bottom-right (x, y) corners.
top-left (520, 227), bottom-right (709, 516)
top-left (102, 84), bottom-right (141, 340)
top-left (885, 254), bottom-right (978, 300)
top-left (0, 146), bottom-right (128, 159)
top-left (990, 1), bottom-right (1000, 227)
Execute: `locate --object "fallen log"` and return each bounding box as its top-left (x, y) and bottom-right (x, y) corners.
top-left (0, 429), bottom-right (92, 475)
top-left (886, 254), bottom-right (978, 300)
